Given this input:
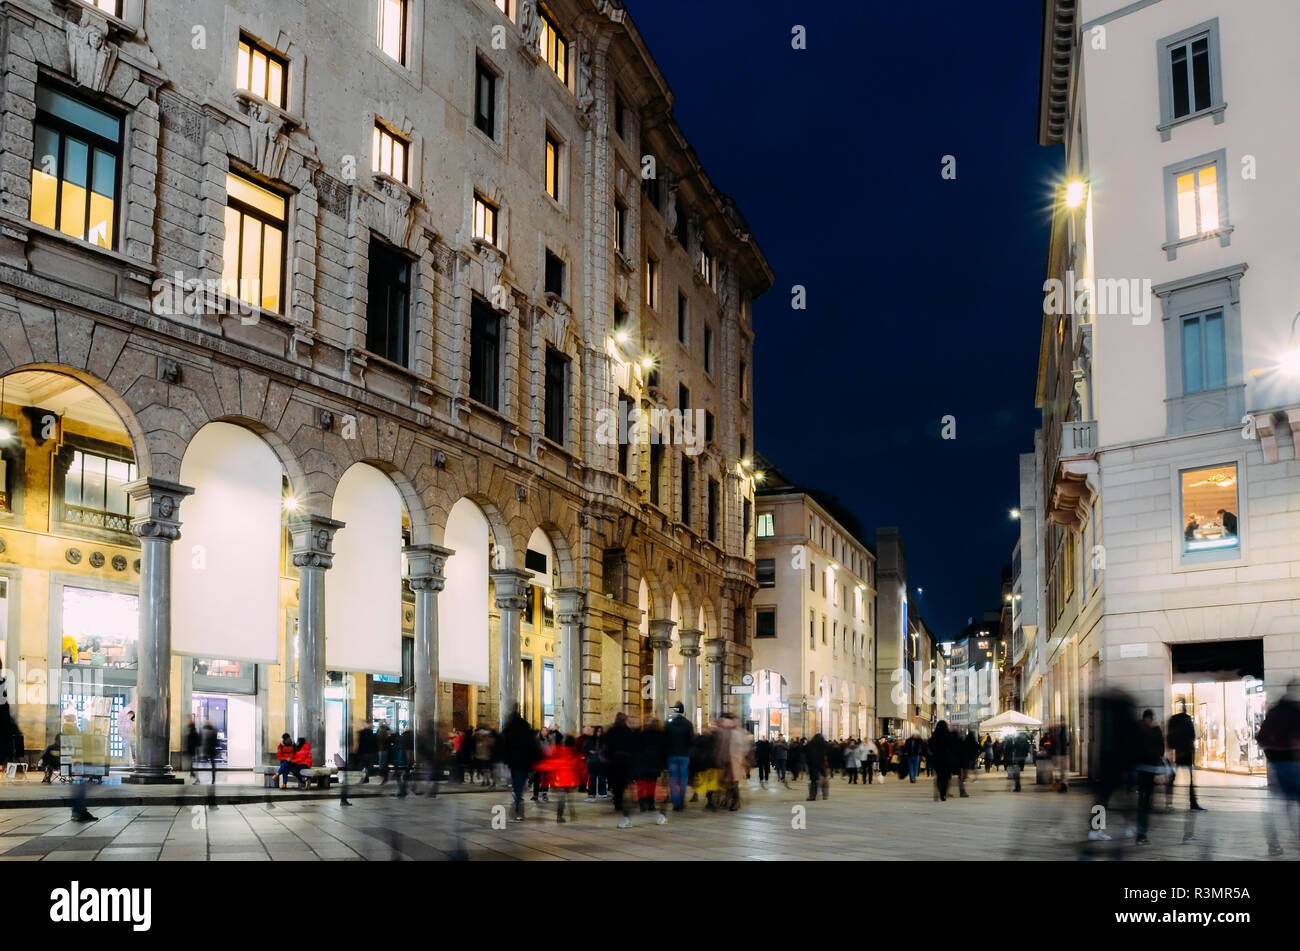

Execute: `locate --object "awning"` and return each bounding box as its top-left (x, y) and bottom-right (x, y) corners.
top-left (979, 710), bottom-right (1043, 732)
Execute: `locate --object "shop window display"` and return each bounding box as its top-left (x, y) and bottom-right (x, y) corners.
top-left (1172, 678), bottom-right (1266, 773)
top-left (1180, 463), bottom-right (1240, 554)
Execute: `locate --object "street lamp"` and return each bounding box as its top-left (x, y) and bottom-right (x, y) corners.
top-left (1064, 180), bottom-right (1087, 210)
top-left (1279, 312), bottom-right (1300, 377)
top-left (1010, 508), bottom-right (1021, 520)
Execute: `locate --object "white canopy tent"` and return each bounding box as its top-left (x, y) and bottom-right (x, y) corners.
top-left (979, 710), bottom-right (1042, 732)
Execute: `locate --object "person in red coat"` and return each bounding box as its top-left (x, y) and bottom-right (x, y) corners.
top-left (287, 738), bottom-right (313, 789)
top-left (536, 738), bottom-right (582, 823)
top-left (275, 733), bottom-right (296, 788)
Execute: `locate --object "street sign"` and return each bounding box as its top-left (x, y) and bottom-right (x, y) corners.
top-left (729, 685), bottom-right (754, 694)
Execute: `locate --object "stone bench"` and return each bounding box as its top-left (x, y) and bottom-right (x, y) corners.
top-left (257, 764), bottom-right (338, 789)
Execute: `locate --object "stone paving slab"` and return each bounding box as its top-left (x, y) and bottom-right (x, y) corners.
top-left (0, 771), bottom-right (1289, 862)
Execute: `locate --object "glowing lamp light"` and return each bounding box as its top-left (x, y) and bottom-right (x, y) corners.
top-left (282, 495), bottom-right (300, 512)
top-left (1280, 348), bottom-right (1300, 378)
top-left (640, 356), bottom-right (654, 369)
top-left (615, 331), bottom-right (630, 344)
top-left (1065, 180), bottom-right (1087, 209)
top-left (0, 425), bottom-right (10, 443)
top-left (1010, 508), bottom-right (1021, 520)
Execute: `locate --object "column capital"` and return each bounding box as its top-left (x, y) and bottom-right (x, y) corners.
top-left (677, 628), bottom-right (703, 656)
top-left (553, 586), bottom-right (585, 624)
top-left (404, 544), bottom-right (455, 592)
top-left (647, 618), bottom-right (676, 651)
top-left (704, 636), bottom-right (727, 663)
top-left (491, 568), bottom-right (532, 611)
top-left (124, 478), bottom-right (194, 541)
top-left (290, 513), bottom-right (346, 569)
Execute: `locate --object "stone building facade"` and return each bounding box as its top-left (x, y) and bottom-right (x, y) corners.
top-left (0, 0), bottom-right (770, 774)
top-left (1024, 0), bottom-right (1300, 777)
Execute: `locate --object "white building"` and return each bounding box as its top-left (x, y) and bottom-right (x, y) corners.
top-left (1027, 0), bottom-right (1300, 776)
top-left (749, 459), bottom-right (877, 739)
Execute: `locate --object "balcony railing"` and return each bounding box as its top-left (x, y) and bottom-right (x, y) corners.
top-left (1060, 419), bottom-right (1097, 457)
top-left (64, 504), bottom-right (131, 534)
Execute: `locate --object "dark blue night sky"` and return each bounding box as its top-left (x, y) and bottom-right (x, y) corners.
top-left (625, 0), bottom-right (1065, 637)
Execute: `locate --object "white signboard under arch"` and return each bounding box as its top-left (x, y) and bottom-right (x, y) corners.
top-left (172, 422), bottom-right (282, 662)
top-left (440, 498), bottom-right (490, 686)
top-left (326, 463), bottom-right (403, 676)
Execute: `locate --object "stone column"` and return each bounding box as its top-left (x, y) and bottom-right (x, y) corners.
top-left (554, 587), bottom-right (585, 735)
top-left (289, 514), bottom-right (345, 766)
top-left (647, 619), bottom-right (675, 723)
top-left (491, 568), bottom-right (531, 729)
top-left (123, 478), bottom-right (194, 785)
top-left (404, 544), bottom-right (453, 767)
top-left (705, 636), bottom-right (727, 722)
top-left (677, 628), bottom-right (702, 725)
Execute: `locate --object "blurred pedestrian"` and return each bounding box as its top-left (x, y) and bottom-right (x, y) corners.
top-left (805, 732), bottom-right (830, 801)
top-left (636, 717), bottom-right (668, 824)
top-left (201, 719), bottom-right (219, 785)
top-left (583, 724), bottom-right (608, 800)
top-left (932, 721), bottom-right (955, 801)
top-left (1257, 680), bottom-right (1300, 857)
top-left (606, 712), bottom-right (636, 826)
top-left (905, 732), bottom-right (923, 783)
top-left (356, 721), bottom-right (378, 783)
top-left (772, 733), bottom-right (790, 788)
top-left (755, 733), bottom-right (772, 786)
top-left (499, 706), bottom-right (539, 821)
top-left (665, 702), bottom-right (694, 809)
top-left (1166, 702), bottom-right (1203, 812)
top-left (861, 736), bottom-right (877, 784)
top-left (1136, 709), bottom-right (1165, 845)
top-left (183, 716), bottom-right (201, 784)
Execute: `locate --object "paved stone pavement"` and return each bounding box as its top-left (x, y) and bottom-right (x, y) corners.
top-left (0, 767), bottom-right (1291, 861)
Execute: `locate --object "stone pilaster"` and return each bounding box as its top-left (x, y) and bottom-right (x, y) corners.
top-left (677, 628), bottom-right (702, 724)
top-left (705, 635), bottom-right (727, 722)
top-left (491, 568), bottom-right (531, 729)
top-left (123, 478), bottom-right (194, 785)
top-left (554, 587), bottom-right (585, 734)
top-left (647, 618), bottom-right (675, 723)
top-left (289, 513), bottom-right (345, 766)
top-left (404, 544), bottom-right (453, 765)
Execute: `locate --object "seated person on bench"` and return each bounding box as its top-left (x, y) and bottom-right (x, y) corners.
top-left (39, 740), bottom-right (61, 784)
top-left (287, 739), bottom-right (313, 789)
top-left (275, 734), bottom-right (296, 788)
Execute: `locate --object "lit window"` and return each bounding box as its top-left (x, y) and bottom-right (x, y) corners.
top-left (64, 448), bottom-right (136, 521)
top-left (644, 255), bottom-right (658, 309)
top-left (1175, 162), bottom-right (1219, 239)
top-left (545, 132), bottom-right (561, 200)
top-left (30, 86), bottom-right (121, 249)
top-left (1180, 309), bottom-right (1225, 394)
top-left (538, 6), bottom-right (568, 84)
top-left (1180, 463), bottom-right (1239, 555)
top-left (757, 512), bottom-right (775, 537)
top-left (698, 247), bottom-right (715, 287)
top-left (372, 123), bottom-right (409, 184)
top-left (222, 172), bottom-right (286, 313)
top-left (495, 0), bottom-right (511, 15)
top-left (473, 194), bottom-right (498, 245)
top-left (87, 0), bottom-right (120, 15)
top-left (236, 36), bottom-right (287, 108)
top-left (377, 0), bottom-right (407, 65)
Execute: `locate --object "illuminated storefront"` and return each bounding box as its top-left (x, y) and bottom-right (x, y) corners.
top-left (1170, 639), bottom-right (1266, 775)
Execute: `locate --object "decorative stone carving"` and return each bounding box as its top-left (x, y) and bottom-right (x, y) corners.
top-left (663, 172), bottom-right (678, 237)
top-left (595, 0), bottom-right (627, 22)
top-left (247, 101), bottom-right (289, 180)
top-left (518, 0), bottom-right (542, 52)
top-left (67, 11), bottom-right (118, 93)
top-left (550, 299), bottom-right (570, 347)
top-left (482, 247), bottom-right (508, 310)
top-left (289, 514), bottom-right (344, 570)
top-left (0, 537), bottom-right (6, 554)
top-left (577, 44), bottom-right (595, 113)
top-left (89, 551), bottom-right (105, 568)
top-left (66, 547), bottom-right (82, 565)
top-left (126, 479), bottom-right (194, 541)
top-left (313, 170), bottom-right (351, 218)
top-left (158, 357), bottom-right (180, 384)
top-left (159, 90), bottom-right (204, 145)
top-left (374, 179), bottom-right (417, 249)
top-left (112, 555), bottom-right (127, 571)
